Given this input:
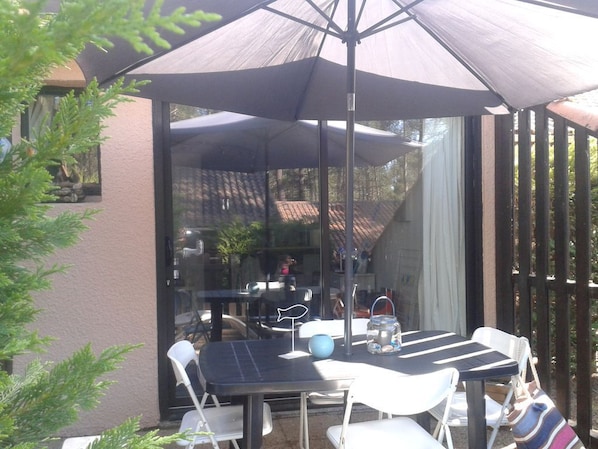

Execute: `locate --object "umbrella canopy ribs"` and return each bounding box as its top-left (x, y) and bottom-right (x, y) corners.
top-left (54, 0), bottom-right (598, 351)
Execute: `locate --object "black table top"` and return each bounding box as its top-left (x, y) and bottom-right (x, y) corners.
top-left (198, 287), bottom-right (323, 304)
top-left (198, 289), bottom-right (261, 303)
top-left (199, 329), bottom-right (519, 397)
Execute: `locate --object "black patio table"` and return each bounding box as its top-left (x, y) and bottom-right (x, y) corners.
top-left (199, 329), bottom-right (519, 449)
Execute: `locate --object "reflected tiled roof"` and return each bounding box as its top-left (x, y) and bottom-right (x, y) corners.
top-left (274, 200), bottom-right (398, 251)
top-left (174, 167), bottom-right (269, 227)
top-left (174, 167), bottom-right (398, 250)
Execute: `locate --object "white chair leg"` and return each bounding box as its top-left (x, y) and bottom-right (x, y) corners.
top-left (487, 423), bottom-right (501, 449)
top-left (433, 418), bottom-right (454, 449)
top-left (444, 425), bottom-right (454, 449)
top-left (299, 392), bottom-right (310, 449)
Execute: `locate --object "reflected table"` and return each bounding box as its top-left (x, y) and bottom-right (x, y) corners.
top-left (197, 290), bottom-right (260, 342)
top-left (199, 329), bottom-right (519, 449)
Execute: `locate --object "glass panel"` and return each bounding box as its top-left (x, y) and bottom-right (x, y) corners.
top-left (172, 109), bottom-right (474, 354)
top-left (165, 109), bottom-right (467, 410)
top-left (26, 93), bottom-right (101, 200)
top-left (168, 110), bottom-right (438, 350)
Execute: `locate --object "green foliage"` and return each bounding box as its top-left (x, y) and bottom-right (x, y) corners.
top-left (1, 345), bottom-right (139, 446)
top-left (0, 0), bottom-right (218, 135)
top-left (216, 219), bottom-right (319, 262)
top-left (270, 220), bottom-right (314, 248)
top-left (63, 417), bottom-right (184, 449)
top-left (217, 220), bottom-right (264, 264)
top-left (0, 0), bottom-right (219, 447)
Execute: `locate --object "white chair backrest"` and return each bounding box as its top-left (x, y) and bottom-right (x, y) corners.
top-left (167, 340), bottom-right (222, 448)
top-left (352, 318), bottom-right (369, 335)
top-left (472, 327), bottom-right (530, 378)
top-left (167, 340), bottom-right (206, 411)
top-left (295, 287), bottom-right (313, 303)
top-left (348, 367), bottom-right (459, 417)
top-left (167, 340), bottom-right (198, 386)
top-left (62, 436), bottom-right (100, 449)
top-left (299, 318), bottom-right (369, 338)
top-left (248, 281), bottom-right (282, 290)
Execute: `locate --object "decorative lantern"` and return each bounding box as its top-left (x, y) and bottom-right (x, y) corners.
top-left (366, 296), bottom-right (401, 354)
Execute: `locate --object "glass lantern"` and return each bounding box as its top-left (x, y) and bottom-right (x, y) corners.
top-left (366, 296), bottom-right (402, 354)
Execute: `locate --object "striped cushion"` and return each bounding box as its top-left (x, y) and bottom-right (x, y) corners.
top-left (507, 381), bottom-right (584, 449)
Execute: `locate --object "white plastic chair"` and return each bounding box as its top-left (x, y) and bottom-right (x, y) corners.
top-left (167, 340), bottom-right (273, 449)
top-left (326, 367), bottom-right (459, 449)
top-left (62, 436), bottom-right (100, 449)
top-left (297, 318), bottom-right (369, 449)
top-left (428, 327), bottom-right (537, 449)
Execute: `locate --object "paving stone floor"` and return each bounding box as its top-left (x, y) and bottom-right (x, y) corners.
top-left (51, 405), bottom-right (517, 449)
top-left (156, 405), bottom-right (517, 449)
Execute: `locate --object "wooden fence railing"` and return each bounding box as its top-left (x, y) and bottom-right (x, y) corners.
top-left (496, 105), bottom-right (598, 446)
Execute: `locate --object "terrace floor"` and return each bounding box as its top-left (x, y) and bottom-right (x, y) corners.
top-left (48, 404), bottom-right (517, 449)
top-left (156, 404), bottom-right (517, 449)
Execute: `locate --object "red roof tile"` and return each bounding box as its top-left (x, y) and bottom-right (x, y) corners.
top-left (174, 167), bottom-right (399, 251)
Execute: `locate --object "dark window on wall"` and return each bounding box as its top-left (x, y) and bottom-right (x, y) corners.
top-left (21, 88), bottom-right (101, 201)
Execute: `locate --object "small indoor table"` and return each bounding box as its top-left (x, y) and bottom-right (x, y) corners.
top-left (199, 329), bottom-right (519, 449)
top-left (197, 290), bottom-right (260, 341)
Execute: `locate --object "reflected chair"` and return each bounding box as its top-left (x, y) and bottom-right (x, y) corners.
top-left (175, 309), bottom-right (212, 344)
top-left (175, 310), bottom-right (258, 344)
top-left (167, 340), bottom-right (273, 449)
top-left (326, 367), bottom-right (459, 449)
top-left (247, 281), bottom-right (282, 291)
top-left (62, 436), bottom-right (100, 449)
top-left (298, 318), bottom-right (369, 449)
top-left (428, 327), bottom-right (537, 449)
top-left (257, 287), bottom-right (313, 337)
top-left (332, 284), bottom-right (370, 319)
top-left (246, 281), bottom-right (282, 332)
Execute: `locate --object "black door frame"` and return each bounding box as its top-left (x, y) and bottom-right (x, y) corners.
top-left (153, 101), bottom-right (179, 419)
top-left (154, 108), bottom-right (487, 417)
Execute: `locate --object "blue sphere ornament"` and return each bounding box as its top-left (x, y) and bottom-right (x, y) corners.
top-left (308, 334), bottom-right (334, 359)
top-left (247, 282), bottom-right (260, 294)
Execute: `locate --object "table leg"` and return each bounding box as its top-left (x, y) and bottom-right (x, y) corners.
top-left (210, 301), bottom-right (223, 342)
top-left (243, 393), bottom-right (264, 449)
top-left (245, 301), bottom-right (250, 339)
top-left (465, 379), bottom-right (487, 449)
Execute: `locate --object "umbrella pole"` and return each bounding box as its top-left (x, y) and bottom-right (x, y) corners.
top-left (318, 121), bottom-right (332, 319)
top-left (265, 143), bottom-right (271, 290)
top-left (344, 0), bottom-right (357, 356)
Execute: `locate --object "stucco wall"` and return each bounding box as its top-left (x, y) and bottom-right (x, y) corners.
top-left (13, 98), bottom-right (159, 436)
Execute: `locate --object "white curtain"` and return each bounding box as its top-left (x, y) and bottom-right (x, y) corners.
top-left (419, 117), bottom-right (466, 334)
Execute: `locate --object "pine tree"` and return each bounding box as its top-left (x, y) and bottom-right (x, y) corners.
top-left (0, 1), bottom-right (218, 447)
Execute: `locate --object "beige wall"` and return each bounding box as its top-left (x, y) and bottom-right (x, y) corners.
top-left (13, 98), bottom-right (160, 436)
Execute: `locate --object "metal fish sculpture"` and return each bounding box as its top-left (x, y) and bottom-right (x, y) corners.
top-left (276, 303), bottom-right (309, 322)
top-left (276, 303), bottom-right (309, 354)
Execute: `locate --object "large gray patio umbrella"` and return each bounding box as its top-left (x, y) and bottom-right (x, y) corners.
top-left (117, 0), bottom-right (598, 121)
top-left (122, 0), bottom-right (598, 354)
top-left (65, 0), bottom-right (598, 353)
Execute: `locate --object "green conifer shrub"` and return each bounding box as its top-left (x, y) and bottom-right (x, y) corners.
top-left (0, 1), bottom-right (218, 447)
